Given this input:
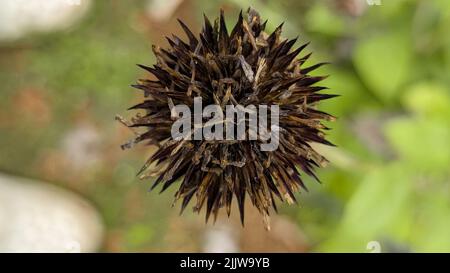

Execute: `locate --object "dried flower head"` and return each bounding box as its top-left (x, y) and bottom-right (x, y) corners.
top-left (118, 8), bottom-right (336, 230)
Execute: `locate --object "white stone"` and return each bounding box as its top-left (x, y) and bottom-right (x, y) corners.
top-left (0, 0), bottom-right (91, 41)
top-left (0, 174), bottom-right (103, 252)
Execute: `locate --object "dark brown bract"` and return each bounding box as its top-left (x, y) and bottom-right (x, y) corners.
top-left (118, 8), bottom-right (336, 230)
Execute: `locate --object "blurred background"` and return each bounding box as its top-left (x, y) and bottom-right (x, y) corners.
top-left (0, 0), bottom-right (449, 252)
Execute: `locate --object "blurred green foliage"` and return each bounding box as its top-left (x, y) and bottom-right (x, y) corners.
top-left (292, 0), bottom-right (450, 252)
top-left (224, 0), bottom-right (450, 252)
top-left (0, 0), bottom-right (449, 252)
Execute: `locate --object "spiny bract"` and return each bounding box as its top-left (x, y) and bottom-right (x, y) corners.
top-left (119, 8), bottom-right (336, 230)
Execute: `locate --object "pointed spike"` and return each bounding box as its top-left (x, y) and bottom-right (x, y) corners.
top-left (203, 13), bottom-right (214, 35)
top-left (149, 173), bottom-right (164, 191)
top-left (301, 62), bottom-right (330, 74)
top-left (260, 19), bottom-right (268, 31)
top-left (308, 94), bottom-right (340, 103)
top-left (267, 22), bottom-right (284, 48)
top-left (165, 36), bottom-right (177, 47)
top-left (280, 37), bottom-right (298, 55)
top-left (297, 75), bottom-right (329, 86)
top-left (179, 190), bottom-right (195, 215)
top-left (177, 19), bottom-right (198, 50)
top-left (218, 8), bottom-right (230, 53)
top-left (296, 41), bottom-right (311, 54)
top-left (219, 9), bottom-right (228, 34)
top-left (237, 188), bottom-right (246, 226)
top-left (230, 10), bottom-right (244, 39)
top-left (137, 63), bottom-right (151, 71)
top-left (299, 52), bottom-right (313, 64)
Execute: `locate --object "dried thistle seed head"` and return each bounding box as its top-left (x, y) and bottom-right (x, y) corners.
top-left (119, 8), bottom-right (336, 230)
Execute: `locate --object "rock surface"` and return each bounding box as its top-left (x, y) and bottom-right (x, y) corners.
top-left (0, 174), bottom-right (103, 252)
top-left (0, 0), bottom-right (91, 41)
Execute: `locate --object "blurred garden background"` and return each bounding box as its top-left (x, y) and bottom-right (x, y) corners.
top-left (0, 0), bottom-right (449, 252)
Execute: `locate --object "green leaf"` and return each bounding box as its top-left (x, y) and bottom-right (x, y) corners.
top-left (319, 164), bottom-right (412, 252)
top-left (384, 118), bottom-right (450, 174)
top-left (353, 32), bottom-right (413, 102)
top-left (435, 0), bottom-right (450, 17)
top-left (410, 192), bottom-right (450, 252)
top-left (305, 4), bottom-right (345, 36)
top-left (341, 164), bottom-right (411, 235)
top-left (402, 82), bottom-right (450, 119)
top-left (319, 69), bottom-right (378, 117)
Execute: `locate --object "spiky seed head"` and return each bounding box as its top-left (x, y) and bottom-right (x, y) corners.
top-left (119, 8), bottom-right (336, 230)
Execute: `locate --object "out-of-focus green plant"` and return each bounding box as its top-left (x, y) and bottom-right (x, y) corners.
top-left (224, 0), bottom-right (450, 252)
